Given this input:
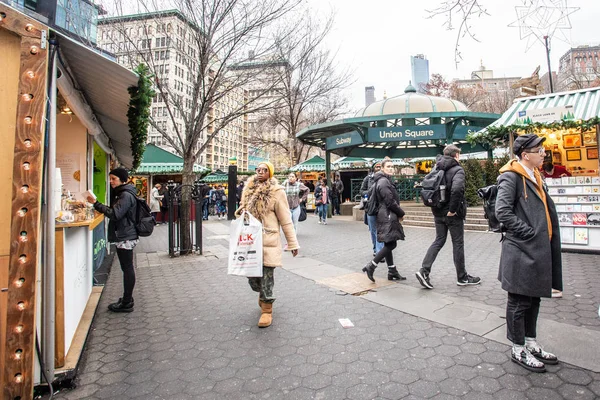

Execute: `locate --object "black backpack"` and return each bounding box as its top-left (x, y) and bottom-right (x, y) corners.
top-left (365, 181), bottom-right (380, 216)
top-left (420, 168), bottom-right (447, 208)
top-left (134, 197), bottom-right (155, 237)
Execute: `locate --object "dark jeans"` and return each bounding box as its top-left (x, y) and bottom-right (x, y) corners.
top-left (116, 248), bottom-right (136, 302)
top-left (422, 215), bottom-right (467, 281)
top-left (332, 196), bottom-right (341, 215)
top-left (372, 241), bottom-right (397, 266)
top-left (202, 198), bottom-right (209, 219)
top-left (506, 292), bottom-right (541, 345)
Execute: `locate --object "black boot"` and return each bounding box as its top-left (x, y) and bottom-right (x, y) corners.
top-left (362, 262), bottom-right (376, 282)
top-left (108, 298), bottom-right (134, 313)
top-left (388, 267), bottom-right (406, 281)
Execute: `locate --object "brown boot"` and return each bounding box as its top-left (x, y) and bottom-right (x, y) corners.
top-left (258, 301), bottom-right (273, 328)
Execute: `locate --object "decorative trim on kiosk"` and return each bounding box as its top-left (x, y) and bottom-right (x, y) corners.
top-left (0, 5), bottom-right (48, 399)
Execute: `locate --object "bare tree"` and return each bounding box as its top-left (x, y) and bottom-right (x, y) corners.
top-left (426, 0), bottom-right (490, 66)
top-left (247, 11), bottom-right (352, 168)
top-left (558, 65), bottom-right (600, 91)
top-left (100, 0), bottom-right (301, 254)
top-left (423, 73), bottom-right (451, 97)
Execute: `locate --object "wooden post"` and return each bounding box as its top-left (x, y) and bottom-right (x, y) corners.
top-left (1, 6), bottom-right (49, 399)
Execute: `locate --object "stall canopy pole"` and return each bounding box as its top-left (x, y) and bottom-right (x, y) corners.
top-left (43, 44), bottom-right (58, 383)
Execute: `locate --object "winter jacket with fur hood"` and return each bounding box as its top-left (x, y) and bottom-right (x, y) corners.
top-left (373, 172), bottom-right (406, 243)
top-left (496, 159), bottom-right (562, 298)
top-left (235, 176), bottom-right (299, 267)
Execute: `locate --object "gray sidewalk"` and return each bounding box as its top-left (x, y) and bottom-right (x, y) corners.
top-left (53, 217), bottom-right (600, 399)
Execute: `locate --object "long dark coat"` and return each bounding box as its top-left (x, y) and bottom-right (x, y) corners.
top-left (373, 172), bottom-right (405, 243)
top-left (496, 164), bottom-right (562, 298)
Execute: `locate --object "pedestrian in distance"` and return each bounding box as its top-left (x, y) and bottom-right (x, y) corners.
top-left (496, 134), bottom-right (562, 373)
top-left (150, 183), bottom-right (163, 225)
top-left (199, 181), bottom-right (211, 220)
top-left (362, 159), bottom-right (406, 282)
top-left (360, 162), bottom-right (384, 256)
top-left (159, 184), bottom-right (169, 224)
top-left (416, 145), bottom-right (481, 289)
top-left (314, 179), bottom-right (330, 224)
top-left (86, 167), bottom-right (138, 313)
top-left (332, 173), bottom-right (344, 215)
top-left (235, 161), bottom-right (299, 328)
top-left (215, 185), bottom-right (227, 220)
top-left (282, 172), bottom-right (309, 232)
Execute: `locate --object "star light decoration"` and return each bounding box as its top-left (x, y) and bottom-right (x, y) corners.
top-left (509, 0), bottom-right (579, 51)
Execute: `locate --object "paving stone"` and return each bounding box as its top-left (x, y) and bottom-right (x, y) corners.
top-left (50, 221), bottom-right (600, 400)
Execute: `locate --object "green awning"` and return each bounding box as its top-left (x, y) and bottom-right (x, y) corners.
top-left (135, 144), bottom-right (209, 174)
top-left (289, 155), bottom-right (328, 172)
top-left (203, 170), bottom-right (229, 183)
top-left (332, 157), bottom-right (369, 169)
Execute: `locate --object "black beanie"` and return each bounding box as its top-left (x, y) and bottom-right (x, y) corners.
top-left (109, 167), bottom-right (129, 184)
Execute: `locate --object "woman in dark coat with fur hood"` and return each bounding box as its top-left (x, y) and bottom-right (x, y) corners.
top-left (362, 159), bottom-right (406, 282)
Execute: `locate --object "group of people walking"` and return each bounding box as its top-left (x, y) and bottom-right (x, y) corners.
top-left (93, 137), bottom-right (563, 374)
top-left (359, 141), bottom-right (562, 373)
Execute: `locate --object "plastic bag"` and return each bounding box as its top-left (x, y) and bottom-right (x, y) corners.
top-left (228, 211), bottom-right (263, 277)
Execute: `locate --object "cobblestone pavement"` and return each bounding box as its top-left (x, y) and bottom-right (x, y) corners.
top-left (53, 217), bottom-right (600, 399)
top-left (300, 214), bottom-right (600, 332)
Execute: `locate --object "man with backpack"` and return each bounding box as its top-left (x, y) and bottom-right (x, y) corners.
top-left (416, 145), bottom-right (481, 289)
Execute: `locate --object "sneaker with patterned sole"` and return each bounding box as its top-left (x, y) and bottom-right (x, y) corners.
top-left (526, 344), bottom-right (558, 365)
top-left (457, 275), bottom-right (481, 286)
top-left (415, 269), bottom-right (433, 289)
top-left (511, 348), bottom-right (546, 373)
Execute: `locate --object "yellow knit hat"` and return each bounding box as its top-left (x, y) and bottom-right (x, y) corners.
top-left (257, 161), bottom-right (274, 178)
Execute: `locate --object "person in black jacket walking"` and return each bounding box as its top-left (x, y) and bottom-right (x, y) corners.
top-left (87, 167), bottom-right (139, 312)
top-left (360, 162), bottom-right (384, 256)
top-left (416, 145), bottom-right (481, 289)
top-left (362, 159), bottom-right (406, 282)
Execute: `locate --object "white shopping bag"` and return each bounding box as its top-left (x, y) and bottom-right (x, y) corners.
top-left (228, 211), bottom-right (263, 277)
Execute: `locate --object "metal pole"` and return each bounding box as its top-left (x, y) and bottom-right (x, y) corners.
top-left (227, 164), bottom-right (237, 220)
top-left (193, 180), bottom-right (203, 254)
top-left (43, 44), bottom-right (58, 384)
top-left (167, 181), bottom-right (175, 256)
top-left (544, 35), bottom-right (554, 93)
top-left (325, 151), bottom-right (332, 219)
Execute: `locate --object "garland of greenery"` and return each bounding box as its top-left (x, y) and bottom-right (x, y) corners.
top-left (127, 64), bottom-right (156, 170)
top-left (467, 116), bottom-right (600, 148)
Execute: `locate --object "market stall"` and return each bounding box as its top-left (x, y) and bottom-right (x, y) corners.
top-left (469, 87), bottom-right (600, 252)
top-left (1, 4), bottom-right (144, 396)
top-left (289, 155), bottom-right (331, 210)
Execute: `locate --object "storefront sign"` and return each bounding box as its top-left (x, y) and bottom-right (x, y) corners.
top-left (57, 152), bottom-right (81, 194)
top-left (367, 125), bottom-right (446, 142)
top-left (326, 131), bottom-right (364, 150)
top-left (516, 105), bottom-right (574, 124)
top-left (454, 125), bottom-right (485, 140)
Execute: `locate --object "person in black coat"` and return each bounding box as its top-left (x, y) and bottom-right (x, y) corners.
top-left (416, 145), bottom-right (481, 290)
top-left (496, 134), bottom-right (562, 373)
top-left (360, 162), bottom-right (384, 254)
top-left (87, 167), bottom-right (138, 313)
top-left (362, 159), bottom-right (406, 282)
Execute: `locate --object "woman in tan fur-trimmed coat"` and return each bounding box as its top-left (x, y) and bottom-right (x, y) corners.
top-left (235, 161), bottom-right (299, 328)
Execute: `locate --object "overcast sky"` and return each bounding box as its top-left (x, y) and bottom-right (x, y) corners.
top-left (310, 0), bottom-right (600, 113)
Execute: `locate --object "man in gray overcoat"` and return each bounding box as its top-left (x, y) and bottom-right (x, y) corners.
top-left (496, 134), bottom-right (563, 373)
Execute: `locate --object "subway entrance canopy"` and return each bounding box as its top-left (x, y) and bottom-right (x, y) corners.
top-left (297, 85), bottom-right (501, 159)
